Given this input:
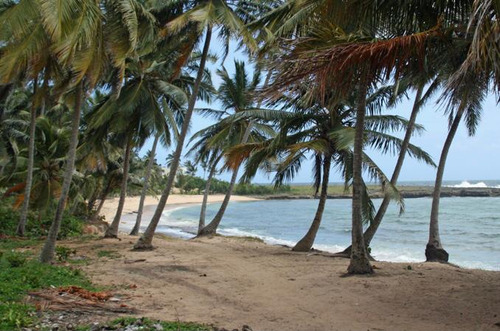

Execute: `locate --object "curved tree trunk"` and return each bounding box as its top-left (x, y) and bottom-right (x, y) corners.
top-left (17, 78), bottom-right (39, 236)
top-left (198, 121), bottom-right (253, 236)
top-left (341, 84), bottom-right (425, 256)
top-left (197, 69), bottom-right (273, 237)
top-left (105, 136), bottom-right (133, 238)
top-left (134, 26), bottom-right (212, 250)
top-left (292, 154), bottom-right (331, 252)
top-left (130, 134), bottom-right (160, 236)
top-left (40, 81), bottom-right (83, 263)
top-left (198, 152), bottom-right (222, 234)
top-left (426, 103), bottom-right (465, 262)
top-left (90, 178), bottom-right (112, 222)
top-left (347, 77), bottom-right (373, 275)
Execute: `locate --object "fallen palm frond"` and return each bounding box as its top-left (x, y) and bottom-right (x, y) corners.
top-left (28, 286), bottom-right (136, 314)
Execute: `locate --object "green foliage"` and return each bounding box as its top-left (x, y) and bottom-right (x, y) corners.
top-left (0, 303), bottom-right (34, 330)
top-left (55, 246), bottom-right (77, 262)
top-left (108, 317), bottom-right (212, 331)
top-left (0, 241), bottom-right (93, 330)
top-left (97, 250), bottom-right (121, 259)
top-left (5, 251), bottom-right (28, 268)
top-left (0, 198), bottom-right (83, 239)
top-left (175, 174), bottom-right (290, 195)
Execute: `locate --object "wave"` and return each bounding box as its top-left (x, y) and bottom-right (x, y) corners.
top-left (447, 181), bottom-right (500, 188)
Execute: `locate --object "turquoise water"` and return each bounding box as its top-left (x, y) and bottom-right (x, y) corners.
top-left (159, 197), bottom-right (500, 271)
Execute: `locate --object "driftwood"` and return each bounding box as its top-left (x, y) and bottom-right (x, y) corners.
top-left (28, 286), bottom-right (137, 314)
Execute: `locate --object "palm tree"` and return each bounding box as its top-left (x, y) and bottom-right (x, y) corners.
top-left (35, 0), bottom-right (156, 262)
top-left (129, 134), bottom-right (160, 236)
top-left (85, 57), bottom-right (187, 239)
top-left (195, 61), bottom-right (272, 236)
top-left (339, 76), bottom-right (440, 257)
top-left (227, 84), bottom-right (432, 253)
top-left (134, 0), bottom-right (256, 249)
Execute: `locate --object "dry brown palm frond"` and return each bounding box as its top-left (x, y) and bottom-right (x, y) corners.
top-left (269, 24), bottom-right (445, 103)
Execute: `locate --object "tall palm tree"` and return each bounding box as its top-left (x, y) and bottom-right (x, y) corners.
top-left (227, 84), bottom-right (432, 253)
top-left (134, 0), bottom-right (256, 249)
top-left (196, 61), bottom-right (272, 236)
top-left (86, 58), bottom-right (187, 238)
top-left (129, 133), bottom-right (160, 236)
top-left (35, 0), bottom-right (156, 262)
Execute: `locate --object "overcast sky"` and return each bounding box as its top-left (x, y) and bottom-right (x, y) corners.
top-left (146, 38), bottom-right (500, 185)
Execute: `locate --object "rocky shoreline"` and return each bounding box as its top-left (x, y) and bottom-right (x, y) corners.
top-left (262, 187), bottom-right (500, 200)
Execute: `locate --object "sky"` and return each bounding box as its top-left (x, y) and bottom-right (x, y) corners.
top-left (143, 37), bottom-right (500, 185)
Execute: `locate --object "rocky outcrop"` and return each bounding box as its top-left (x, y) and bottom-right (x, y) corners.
top-left (263, 187), bottom-right (500, 200)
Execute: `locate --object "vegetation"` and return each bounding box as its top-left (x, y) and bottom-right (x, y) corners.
top-left (0, 2), bottom-right (497, 326)
top-left (0, 239), bottom-right (92, 330)
top-left (0, 0), bottom-right (497, 329)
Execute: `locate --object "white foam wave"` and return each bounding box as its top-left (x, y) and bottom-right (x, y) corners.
top-left (219, 227), bottom-right (297, 247)
top-left (156, 227), bottom-right (194, 239)
top-left (449, 181), bottom-right (489, 188)
top-left (372, 249), bottom-right (422, 263)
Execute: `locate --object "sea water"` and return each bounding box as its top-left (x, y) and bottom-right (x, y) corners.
top-left (158, 182), bottom-right (500, 271)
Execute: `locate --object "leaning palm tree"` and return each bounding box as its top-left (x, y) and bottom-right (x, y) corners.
top-left (134, 0), bottom-right (257, 249)
top-left (196, 61), bottom-right (274, 236)
top-left (227, 84), bottom-right (432, 253)
top-left (129, 134), bottom-right (160, 236)
top-left (0, 1), bottom-right (59, 236)
top-left (13, 0), bottom-right (156, 263)
top-left (86, 58), bottom-right (187, 239)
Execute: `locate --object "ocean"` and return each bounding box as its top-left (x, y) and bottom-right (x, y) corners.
top-left (157, 180), bottom-right (500, 271)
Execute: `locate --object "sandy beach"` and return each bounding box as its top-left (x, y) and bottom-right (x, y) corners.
top-left (63, 234), bottom-right (500, 331)
top-left (75, 195), bottom-right (500, 330)
top-left (100, 194), bottom-right (261, 233)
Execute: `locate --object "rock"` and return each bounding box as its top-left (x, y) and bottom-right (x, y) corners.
top-left (242, 325), bottom-right (253, 331)
top-left (83, 225), bottom-right (100, 235)
top-left (152, 323), bottom-right (164, 330)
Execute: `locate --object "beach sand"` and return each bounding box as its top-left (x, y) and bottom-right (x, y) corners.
top-left (99, 194), bottom-right (261, 233)
top-left (67, 195), bottom-right (500, 331)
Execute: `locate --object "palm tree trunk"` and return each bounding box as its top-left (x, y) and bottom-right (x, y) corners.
top-left (426, 103), bottom-right (465, 262)
top-left (104, 136), bottom-right (133, 238)
top-left (91, 182), bottom-right (111, 222)
top-left (197, 69), bottom-right (273, 236)
top-left (198, 152), bottom-right (222, 234)
top-left (347, 77), bottom-right (373, 275)
top-left (341, 84), bottom-right (425, 256)
top-left (17, 78), bottom-right (39, 236)
top-left (130, 134), bottom-right (160, 236)
top-left (292, 154), bottom-right (331, 252)
top-left (40, 81), bottom-right (83, 263)
top-left (198, 121), bottom-right (253, 236)
top-left (134, 26), bottom-right (213, 250)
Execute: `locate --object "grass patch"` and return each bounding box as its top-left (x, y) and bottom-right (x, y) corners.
top-left (0, 240), bottom-right (94, 330)
top-left (0, 238), bottom-right (41, 252)
top-left (108, 317), bottom-right (212, 331)
top-left (97, 250), bottom-right (121, 259)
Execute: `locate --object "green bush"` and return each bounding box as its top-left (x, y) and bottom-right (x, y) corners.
top-left (0, 198), bottom-right (84, 239)
top-left (174, 175), bottom-right (291, 196)
top-left (5, 252), bottom-right (27, 268)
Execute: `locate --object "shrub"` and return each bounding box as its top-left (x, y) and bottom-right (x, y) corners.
top-left (0, 198), bottom-right (84, 239)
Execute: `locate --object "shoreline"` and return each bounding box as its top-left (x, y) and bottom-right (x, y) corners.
top-left (66, 233), bottom-right (500, 331)
top-left (101, 195), bottom-right (262, 234)
top-left (103, 195), bottom-right (499, 271)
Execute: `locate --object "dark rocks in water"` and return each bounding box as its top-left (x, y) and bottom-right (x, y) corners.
top-left (263, 187), bottom-right (500, 200)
